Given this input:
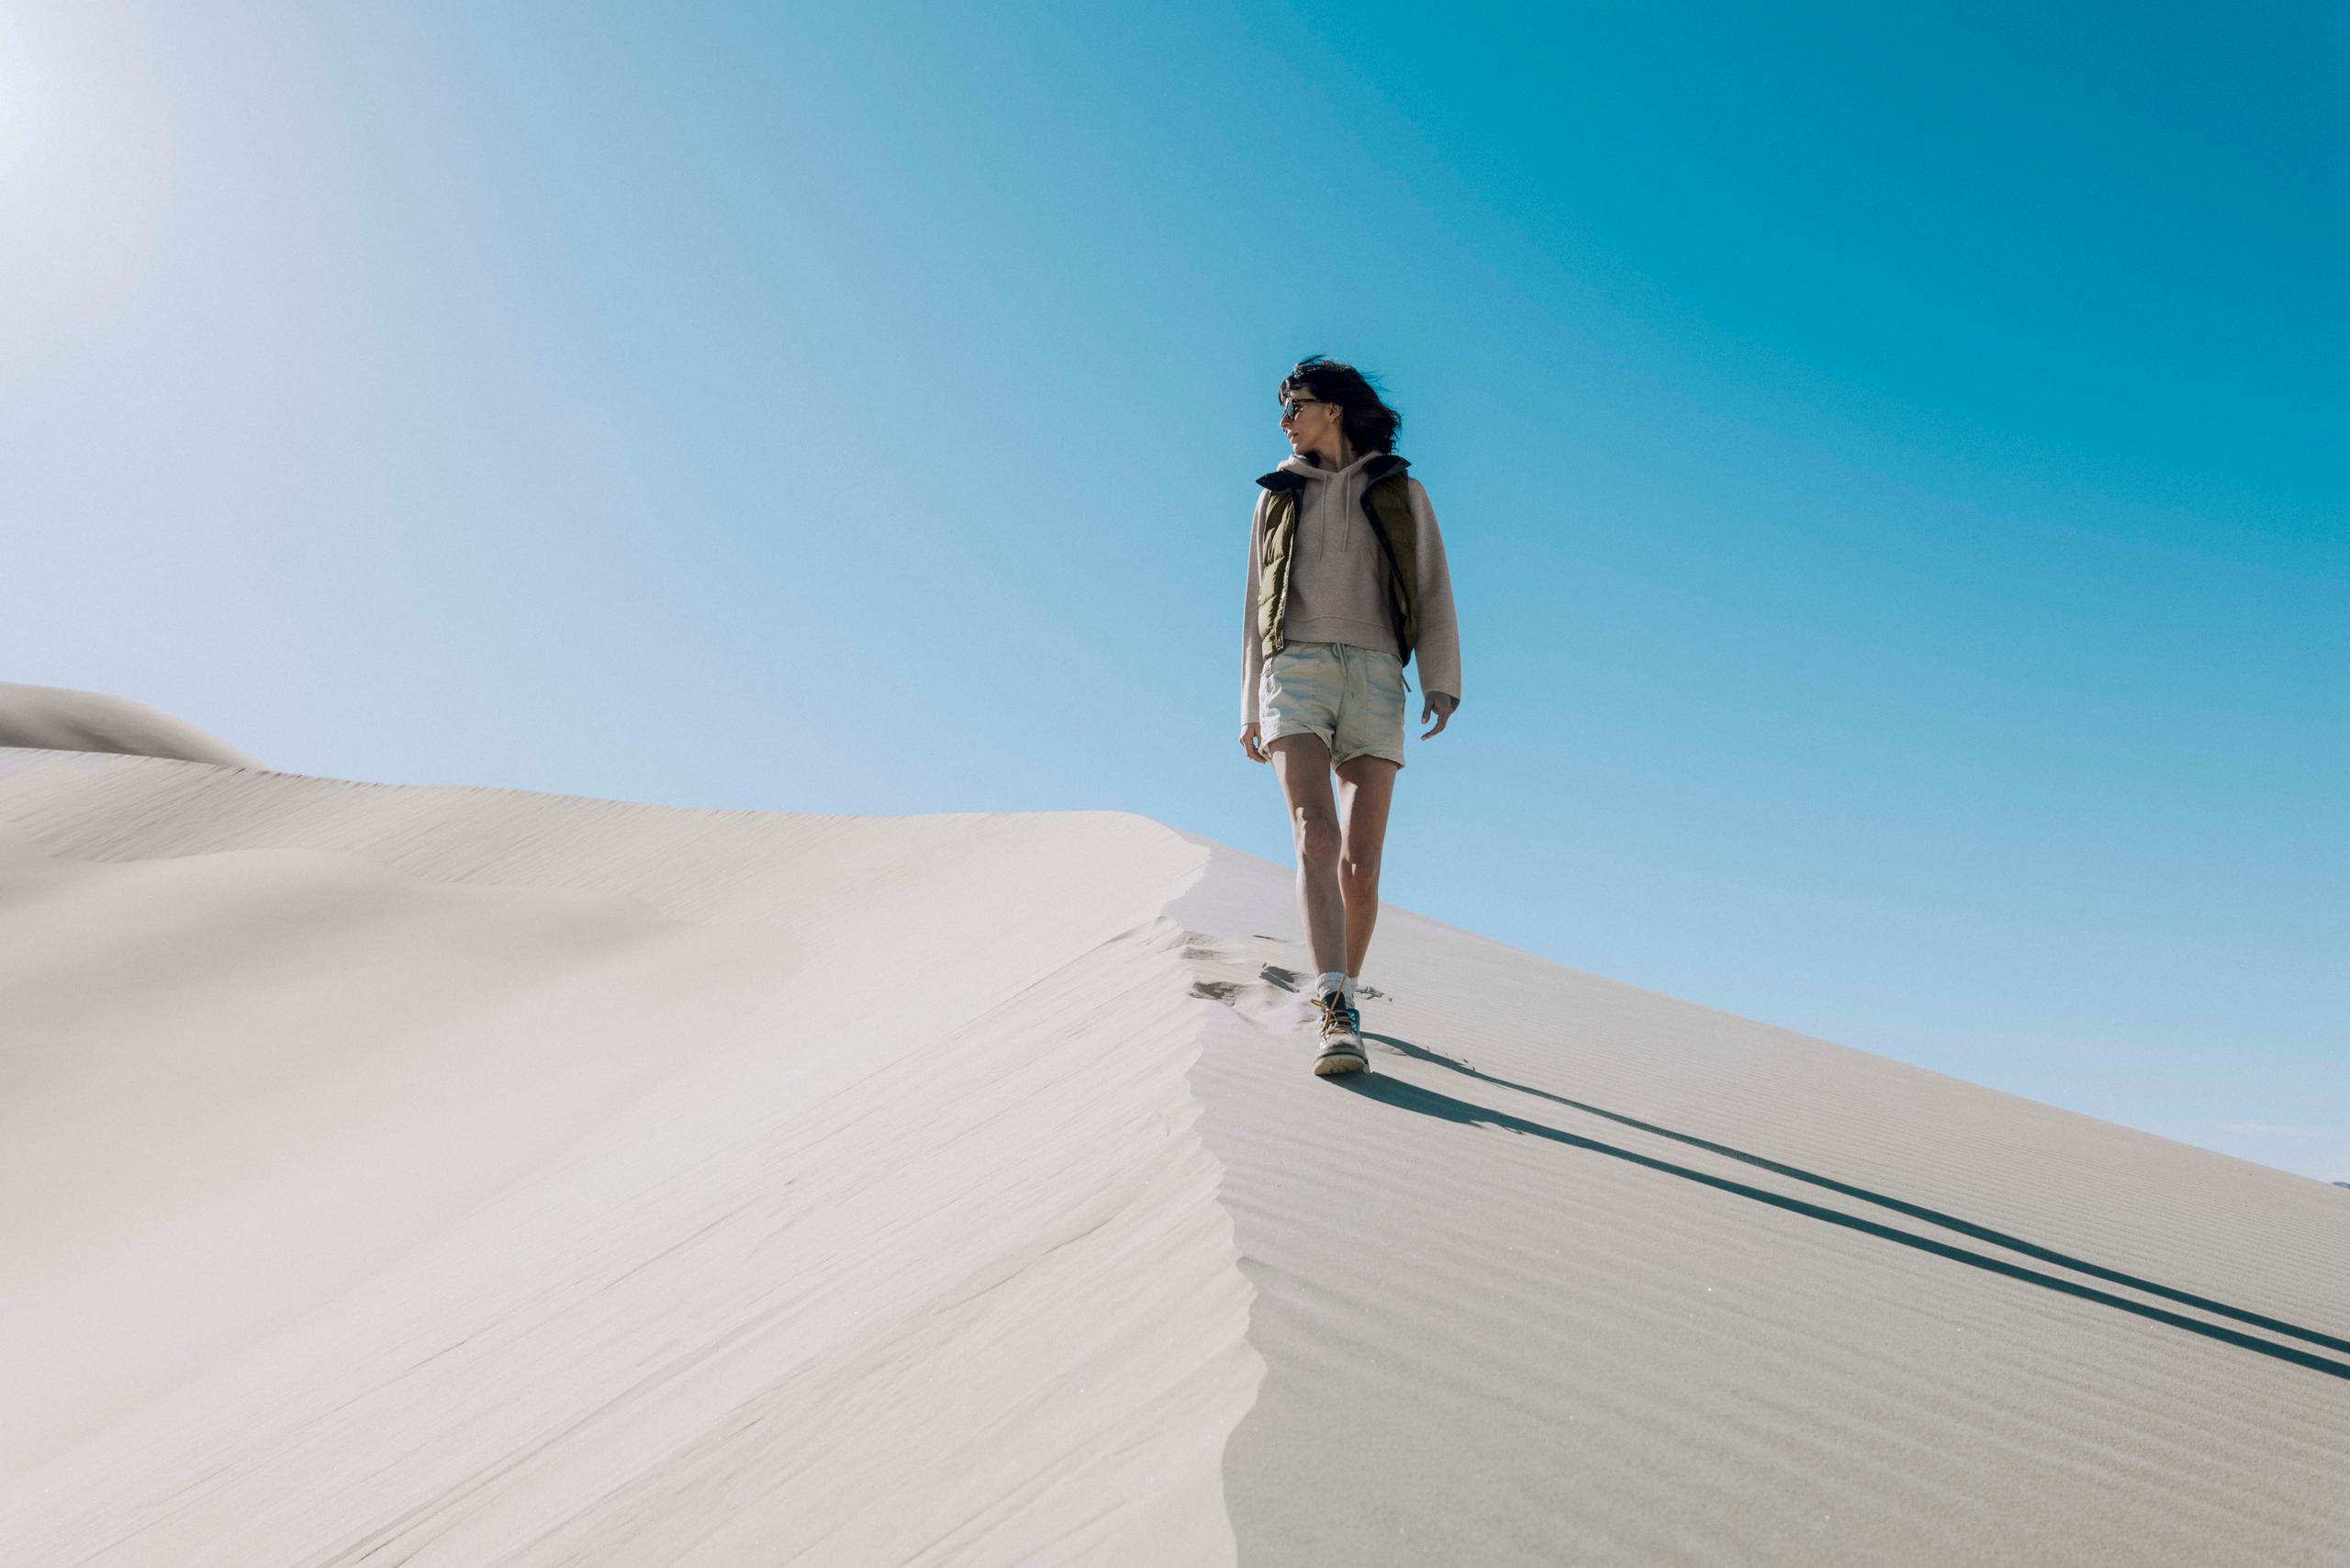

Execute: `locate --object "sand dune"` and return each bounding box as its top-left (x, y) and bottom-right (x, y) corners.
top-left (0, 750), bottom-right (1248, 1564)
top-left (1, 739), bottom-right (2343, 1564)
top-left (0, 683), bottom-right (261, 767)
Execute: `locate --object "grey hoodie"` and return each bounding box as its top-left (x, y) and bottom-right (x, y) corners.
top-left (1241, 451), bottom-right (1462, 724)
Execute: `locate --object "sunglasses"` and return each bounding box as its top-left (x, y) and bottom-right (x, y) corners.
top-left (1279, 398), bottom-right (1330, 421)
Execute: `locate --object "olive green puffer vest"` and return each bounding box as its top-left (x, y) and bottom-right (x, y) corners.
top-left (1254, 453), bottom-right (1421, 663)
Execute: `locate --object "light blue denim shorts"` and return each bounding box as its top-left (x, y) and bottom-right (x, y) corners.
top-left (1259, 639), bottom-right (1411, 768)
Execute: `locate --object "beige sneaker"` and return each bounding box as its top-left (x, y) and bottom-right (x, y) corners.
top-left (1311, 991), bottom-right (1368, 1077)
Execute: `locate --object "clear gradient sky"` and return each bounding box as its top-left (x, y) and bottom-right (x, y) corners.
top-left (6, 3), bottom-right (2344, 1181)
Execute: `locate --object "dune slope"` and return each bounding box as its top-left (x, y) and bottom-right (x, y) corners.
top-left (1170, 834), bottom-right (2349, 1566)
top-left (0, 750), bottom-right (1256, 1566)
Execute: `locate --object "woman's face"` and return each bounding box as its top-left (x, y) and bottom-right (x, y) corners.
top-left (1280, 389), bottom-right (1340, 452)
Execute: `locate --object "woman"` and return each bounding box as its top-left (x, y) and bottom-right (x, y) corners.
top-left (1239, 356), bottom-right (1462, 1077)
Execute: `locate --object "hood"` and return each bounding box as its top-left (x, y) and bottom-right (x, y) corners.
top-left (1257, 450), bottom-right (1408, 493)
top-left (1275, 449), bottom-right (1386, 485)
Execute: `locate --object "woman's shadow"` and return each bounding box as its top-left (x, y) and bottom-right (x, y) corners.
top-left (1331, 1022), bottom-right (2350, 1383)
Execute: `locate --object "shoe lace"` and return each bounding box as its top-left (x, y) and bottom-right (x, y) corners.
top-left (1315, 993), bottom-right (1360, 1033)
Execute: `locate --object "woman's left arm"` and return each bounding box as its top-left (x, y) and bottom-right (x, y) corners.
top-left (1409, 480), bottom-right (1462, 728)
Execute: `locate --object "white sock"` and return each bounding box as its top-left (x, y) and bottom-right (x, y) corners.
top-left (1344, 974), bottom-right (1360, 1006)
top-left (1315, 970), bottom-right (1347, 1002)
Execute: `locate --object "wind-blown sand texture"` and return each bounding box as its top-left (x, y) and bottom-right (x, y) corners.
top-left (2, 741), bottom-right (2344, 1564)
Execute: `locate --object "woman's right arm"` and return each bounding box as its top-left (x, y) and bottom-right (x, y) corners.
top-left (1241, 492), bottom-right (1268, 727)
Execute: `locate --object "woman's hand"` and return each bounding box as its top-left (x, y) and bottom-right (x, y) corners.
top-left (1420, 692), bottom-right (1458, 739)
top-left (1240, 722), bottom-right (1270, 764)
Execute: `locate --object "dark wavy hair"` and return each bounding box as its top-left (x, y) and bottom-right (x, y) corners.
top-left (1280, 355), bottom-right (1402, 456)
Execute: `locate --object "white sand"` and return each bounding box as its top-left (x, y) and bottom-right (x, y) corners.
top-left (1170, 843), bottom-right (2349, 1564)
top-left (0, 749), bottom-right (1252, 1565)
top-left (2, 734), bottom-right (2343, 1564)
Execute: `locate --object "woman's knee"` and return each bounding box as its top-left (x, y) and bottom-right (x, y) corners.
top-left (1339, 855), bottom-right (1381, 890)
top-left (1292, 809), bottom-right (1340, 868)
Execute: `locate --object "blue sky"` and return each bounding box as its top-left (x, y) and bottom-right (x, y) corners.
top-left (6, 2), bottom-right (2344, 1181)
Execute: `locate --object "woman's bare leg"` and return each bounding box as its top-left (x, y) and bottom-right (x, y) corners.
top-left (1334, 755), bottom-right (1400, 979)
top-left (1268, 734), bottom-right (1345, 980)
